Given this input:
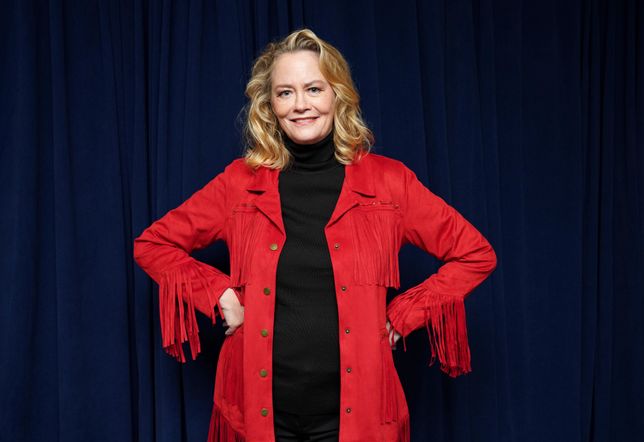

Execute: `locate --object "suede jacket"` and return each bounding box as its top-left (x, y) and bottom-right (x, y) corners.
top-left (133, 151), bottom-right (497, 442)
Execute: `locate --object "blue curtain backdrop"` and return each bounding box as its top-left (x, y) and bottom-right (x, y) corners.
top-left (1, 0), bottom-right (642, 441)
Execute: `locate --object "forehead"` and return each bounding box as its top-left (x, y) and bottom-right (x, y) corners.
top-left (271, 50), bottom-right (325, 85)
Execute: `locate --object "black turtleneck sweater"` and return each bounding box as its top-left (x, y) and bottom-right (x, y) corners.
top-left (272, 130), bottom-right (345, 415)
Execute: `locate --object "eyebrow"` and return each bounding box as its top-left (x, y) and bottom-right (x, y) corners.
top-left (273, 80), bottom-right (325, 89)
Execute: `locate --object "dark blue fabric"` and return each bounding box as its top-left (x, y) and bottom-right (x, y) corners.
top-left (1, 1), bottom-right (642, 441)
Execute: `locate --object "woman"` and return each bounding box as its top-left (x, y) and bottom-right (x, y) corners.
top-left (133, 29), bottom-right (497, 442)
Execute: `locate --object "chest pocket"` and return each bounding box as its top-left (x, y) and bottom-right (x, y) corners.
top-left (349, 200), bottom-right (403, 289)
top-left (227, 202), bottom-right (268, 288)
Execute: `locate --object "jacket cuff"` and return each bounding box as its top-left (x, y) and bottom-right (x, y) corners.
top-left (158, 261), bottom-right (230, 362)
top-left (386, 283), bottom-right (472, 377)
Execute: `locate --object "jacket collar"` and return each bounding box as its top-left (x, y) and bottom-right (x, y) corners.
top-left (244, 153), bottom-right (376, 235)
top-left (245, 153), bottom-right (376, 197)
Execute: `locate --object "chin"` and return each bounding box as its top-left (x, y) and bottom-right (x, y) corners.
top-left (287, 129), bottom-right (329, 145)
top-left (291, 136), bottom-right (321, 144)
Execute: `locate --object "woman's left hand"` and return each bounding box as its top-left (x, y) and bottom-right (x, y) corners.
top-left (385, 320), bottom-right (402, 349)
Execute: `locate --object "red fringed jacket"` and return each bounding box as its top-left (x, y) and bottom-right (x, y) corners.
top-left (133, 152), bottom-right (497, 442)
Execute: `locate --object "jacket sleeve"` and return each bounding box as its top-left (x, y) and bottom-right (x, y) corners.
top-left (385, 165), bottom-right (497, 377)
top-left (133, 168), bottom-right (233, 363)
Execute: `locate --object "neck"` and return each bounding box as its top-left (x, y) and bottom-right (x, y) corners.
top-left (283, 131), bottom-right (339, 172)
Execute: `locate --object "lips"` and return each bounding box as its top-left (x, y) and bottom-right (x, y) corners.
top-left (290, 117), bottom-right (318, 124)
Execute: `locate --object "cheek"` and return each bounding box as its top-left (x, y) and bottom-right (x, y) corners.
top-left (271, 106), bottom-right (289, 131)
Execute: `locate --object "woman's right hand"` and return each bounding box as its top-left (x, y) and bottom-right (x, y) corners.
top-left (218, 288), bottom-right (244, 335)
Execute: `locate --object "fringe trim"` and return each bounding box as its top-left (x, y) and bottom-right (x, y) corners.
top-left (388, 285), bottom-right (472, 377)
top-left (381, 331), bottom-right (399, 424)
top-left (213, 326), bottom-right (245, 438)
top-left (398, 412), bottom-right (410, 442)
top-left (381, 330), bottom-right (411, 442)
top-left (422, 289), bottom-right (472, 377)
top-left (208, 403), bottom-right (245, 442)
top-left (229, 205), bottom-right (263, 288)
top-left (350, 202), bottom-right (402, 288)
top-left (158, 261), bottom-right (220, 362)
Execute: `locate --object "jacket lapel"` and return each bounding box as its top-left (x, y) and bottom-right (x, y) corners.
top-left (326, 155), bottom-right (376, 228)
top-left (244, 166), bottom-right (285, 235)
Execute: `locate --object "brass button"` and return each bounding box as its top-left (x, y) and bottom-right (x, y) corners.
top-left (260, 329), bottom-right (269, 337)
top-left (259, 369), bottom-right (268, 377)
top-left (345, 407), bottom-right (352, 413)
top-left (263, 287), bottom-right (271, 295)
top-left (346, 367), bottom-right (352, 373)
top-left (345, 328), bottom-right (350, 334)
top-left (334, 242), bottom-right (340, 249)
top-left (341, 286), bottom-right (347, 291)
top-left (261, 407), bottom-right (269, 416)
top-left (269, 243), bottom-right (278, 251)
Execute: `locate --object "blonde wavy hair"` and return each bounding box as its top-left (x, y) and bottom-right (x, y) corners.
top-left (242, 28), bottom-right (374, 169)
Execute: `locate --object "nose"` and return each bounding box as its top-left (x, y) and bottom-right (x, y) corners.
top-left (293, 91), bottom-right (310, 112)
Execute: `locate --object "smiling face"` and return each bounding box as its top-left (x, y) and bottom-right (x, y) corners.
top-left (270, 50), bottom-right (336, 145)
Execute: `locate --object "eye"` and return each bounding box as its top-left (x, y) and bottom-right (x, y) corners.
top-left (277, 90), bottom-right (292, 97)
top-left (308, 87), bottom-right (321, 94)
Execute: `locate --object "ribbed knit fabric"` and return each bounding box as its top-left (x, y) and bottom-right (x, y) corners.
top-left (272, 130), bottom-right (344, 414)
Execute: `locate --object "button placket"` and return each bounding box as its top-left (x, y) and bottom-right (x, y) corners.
top-left (259, 241), bottom-right (279, 414)
top-left (332, 237), bottom-right (355, 419)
